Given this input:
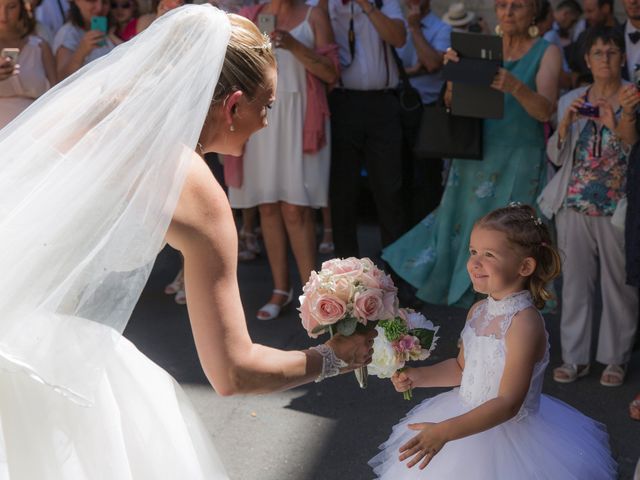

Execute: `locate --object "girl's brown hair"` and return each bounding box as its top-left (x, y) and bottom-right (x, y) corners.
top-left (475, 203), bottom-right (561, 309)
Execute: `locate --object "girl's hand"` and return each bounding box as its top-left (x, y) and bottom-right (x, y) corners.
top-left (0, 58), bottom-right (18, 81)
top-left (596, 100), bottom-right (616, 131)
top-left (271, 30), bottom-right (297, 51)
top-left (391, 369), bottom-right (414, 393)
top-left (399, 422), bottom-right (447, 469)
top-left (619, 84), bottom-right (640, 118)
top-left (491, 68), bottom-right (521, 94)
top-left (78, 30), bottom-right (105, 57)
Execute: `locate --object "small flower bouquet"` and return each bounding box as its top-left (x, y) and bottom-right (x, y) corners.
top-left (368, 309), bottom-right (439, 400)
top-left (299, 257), bottom-right (399, 388)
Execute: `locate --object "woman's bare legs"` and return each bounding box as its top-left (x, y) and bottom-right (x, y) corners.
top-left (257, 202), bottom-right (291, 318)
top-left (281, 202), bottom-right (316, 285)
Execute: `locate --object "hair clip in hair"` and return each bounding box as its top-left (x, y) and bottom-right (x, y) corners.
top-left (508, 201), bottom-right (522, 208)
top-left (540, 241), bottom-right (548, 247)
top-left (531, 215), bottom-right (543, 226)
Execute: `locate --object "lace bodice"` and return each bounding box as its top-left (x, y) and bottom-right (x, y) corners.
top-left (458, 291), bottom-right (548, 421)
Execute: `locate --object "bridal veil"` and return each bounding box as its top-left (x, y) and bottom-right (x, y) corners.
top-left (0, 5), bottom-right (231, 404)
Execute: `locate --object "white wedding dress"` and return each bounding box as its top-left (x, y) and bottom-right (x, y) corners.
top-left (0, 5), bottom-right (237, 479)
top-left (369, 291), bottom-right (617, 479)
top-left (0, 322), bottom-right (228, 479)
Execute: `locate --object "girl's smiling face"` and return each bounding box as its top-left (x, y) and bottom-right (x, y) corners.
top-left (467, 226), bottom-right (534, 300)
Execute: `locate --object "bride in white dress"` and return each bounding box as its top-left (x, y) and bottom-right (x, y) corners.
top-left (0, 6), bottom-right (374, 479)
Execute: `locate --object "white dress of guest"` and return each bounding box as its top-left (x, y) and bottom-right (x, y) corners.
top-left (0, 36), bottom-right (51, 129)
top-left (53, 22), bottom-right (115, 66)
top-left (228, 7), bottom-right (330, 209)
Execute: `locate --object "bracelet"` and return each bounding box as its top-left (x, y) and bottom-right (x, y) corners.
top-left (310, 344), bottom-right (348, 383)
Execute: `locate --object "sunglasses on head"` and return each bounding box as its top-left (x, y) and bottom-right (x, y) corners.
top-left (110, 1), bottom-right (132, 8)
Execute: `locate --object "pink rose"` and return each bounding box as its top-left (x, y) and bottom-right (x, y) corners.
top-left (333, 277), bottom-right (355, 303)
top-left (314, 293), bottom-right (347, 325)
top-left (302, 270), bottom-right (321, 295)
top-left (382, 291), bottom-right (399, 319)
top-left (353, 288), bottom-right (384, 322)
top-left (359, 271), bottom-right (381, 289)
top-left (321, 257), bottom-right (364, 279)
top-left (299, 291), bottom-right (322, 338)
top-left (370, 268), bottom-right (397, 293)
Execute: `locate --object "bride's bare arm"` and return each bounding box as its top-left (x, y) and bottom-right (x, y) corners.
top-left (165, 155), bottom-right (373, 396)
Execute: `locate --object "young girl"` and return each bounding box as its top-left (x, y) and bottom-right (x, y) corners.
top-left (370, 204), bottom-right (617, 479)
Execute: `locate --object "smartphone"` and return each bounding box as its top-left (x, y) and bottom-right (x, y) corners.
top-left (577, 102), bottom-right (599, 118)
top-left (1, 48), bottom-right (20, 64)
top-left (90, 16), bottom-right (108, 47)
top-left (257, 13), bottom-right (276, 35)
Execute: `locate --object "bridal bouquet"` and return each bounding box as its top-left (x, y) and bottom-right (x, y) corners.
top-left (299, 257), bottom-right (399, 388)
top-left (368, 309), bottom-right (439, 400)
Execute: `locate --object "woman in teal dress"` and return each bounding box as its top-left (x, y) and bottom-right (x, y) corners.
top-left (383, 0), bottom-right (562, 307)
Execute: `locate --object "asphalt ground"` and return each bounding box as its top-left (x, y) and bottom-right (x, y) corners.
top-left (125, 223), bottom-right (640, 480)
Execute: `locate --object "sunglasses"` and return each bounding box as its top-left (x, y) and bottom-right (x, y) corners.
top-left (110, 1), bottom-right (132, 8)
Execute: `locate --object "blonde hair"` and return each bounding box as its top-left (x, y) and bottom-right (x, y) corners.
top-left (475, 204), bottom-right (561, 309)
top-left (212, 14), bottom-right (275, 104)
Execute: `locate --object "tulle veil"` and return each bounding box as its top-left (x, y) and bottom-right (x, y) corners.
top-left (0, 5), bottom-right (230, 404)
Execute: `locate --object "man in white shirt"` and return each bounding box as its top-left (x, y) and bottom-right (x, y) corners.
top-left (312, 0), bottom-right (406, 259)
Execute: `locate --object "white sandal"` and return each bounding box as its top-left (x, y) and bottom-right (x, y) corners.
top-left (257, 288), bottom-right (293, 321)
top-left (318, 228), bottom-right (334, 255)
top-left (552, 363), bottom-right (590, 383)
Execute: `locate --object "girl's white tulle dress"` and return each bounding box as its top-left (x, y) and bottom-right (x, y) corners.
top-left (0, 325), bottom-right (229, 480)
top-left (369, 291), bottom-right (617, 479)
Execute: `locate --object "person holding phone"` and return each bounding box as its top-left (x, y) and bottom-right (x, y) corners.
top-left (53, 0), bottom-right (118, 80)
top-left (539, 26), bottom-right (640, 387)
top-left (0, 0), bottom-right (56, 129)
top-left (227, 0), bottom-right (339, 320)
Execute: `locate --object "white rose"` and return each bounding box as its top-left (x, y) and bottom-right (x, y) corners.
top-left (368, 326), bottom-right (404, 379)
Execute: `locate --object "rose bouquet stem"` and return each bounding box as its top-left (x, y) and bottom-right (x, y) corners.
top-left (398, 367), bottom-right (412, 400)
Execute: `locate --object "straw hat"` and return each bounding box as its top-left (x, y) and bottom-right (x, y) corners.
top-left (443, 3), bottom-right (476, 27)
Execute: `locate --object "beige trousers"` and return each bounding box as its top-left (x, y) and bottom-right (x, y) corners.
top-left (556, 208), bottom-right (639, 365)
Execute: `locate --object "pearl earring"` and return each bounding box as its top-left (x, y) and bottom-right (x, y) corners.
top-left (229, 124), bottom-right (235, 132)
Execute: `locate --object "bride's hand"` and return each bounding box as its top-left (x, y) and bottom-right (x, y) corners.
top-left (325, 329), bottom-right (377, 371)
top-left (391, 369), bottom-right (413, 393)
top-left (399, 422), bottom-right (447, 469)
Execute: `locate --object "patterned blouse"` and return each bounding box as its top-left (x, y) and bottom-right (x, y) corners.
top-left (565, 119), bottom-right (628, 216)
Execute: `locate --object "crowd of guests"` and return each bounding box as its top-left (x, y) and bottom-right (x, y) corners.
top-left (1, 0), bottom-right (639, 475)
